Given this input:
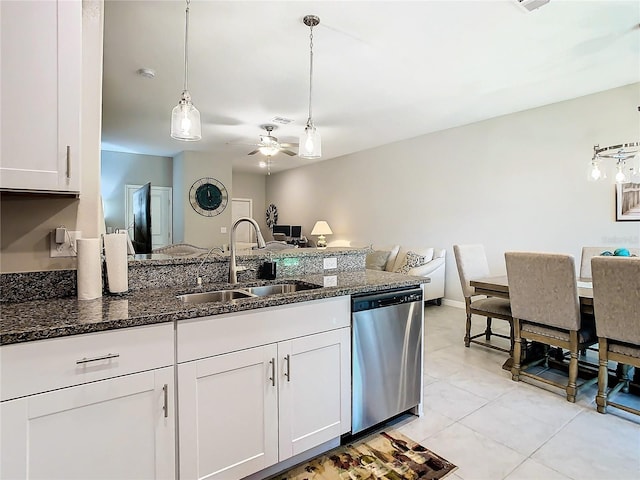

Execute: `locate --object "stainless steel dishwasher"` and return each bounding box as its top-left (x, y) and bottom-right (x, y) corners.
top-left (351, 286), bottom-right (424, 435)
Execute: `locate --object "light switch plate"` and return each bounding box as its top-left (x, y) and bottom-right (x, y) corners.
top-left (323, 275), bottom-right (338, 287)
top-left (323, 257), bottom-right (338, 269)
top-left (50, 230), bottom-right (81, 257)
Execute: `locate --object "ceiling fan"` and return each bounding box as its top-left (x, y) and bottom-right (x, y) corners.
top-left (246, 125), bottom-right (298, 157)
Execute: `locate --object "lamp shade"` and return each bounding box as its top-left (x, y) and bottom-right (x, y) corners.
top-left (311, 220), bottom-right (332, 236)
top-left (171, 97), bottom-right (201, 141)
top-left (299, 125), bottom-right (321, 159)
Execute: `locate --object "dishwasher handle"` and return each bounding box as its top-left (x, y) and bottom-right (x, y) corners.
top-left (352, 287), bottom-right (423, 312)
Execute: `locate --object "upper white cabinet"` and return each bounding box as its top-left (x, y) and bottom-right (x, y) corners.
top-left (0, 0), bottom-right (82, 193)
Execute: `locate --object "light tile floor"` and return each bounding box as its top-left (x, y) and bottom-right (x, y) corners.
top-left (393, 305), bottom-right (640, 480)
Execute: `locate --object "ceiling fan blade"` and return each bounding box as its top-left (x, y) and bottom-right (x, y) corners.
top-left (281, 149), bottom-right (297, 156)
top-left (280, 143), bottom-right (299, 148)
top-left (247, 149), bottom-right (259, 155)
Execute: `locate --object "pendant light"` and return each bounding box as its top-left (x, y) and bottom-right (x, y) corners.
top-left (299, 15), bottom-right (321, 159)
top-left (171, 0), bottom-right (201, 141)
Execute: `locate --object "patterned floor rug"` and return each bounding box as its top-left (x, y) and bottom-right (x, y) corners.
top-left (270, 429), bottom-right (457, 479)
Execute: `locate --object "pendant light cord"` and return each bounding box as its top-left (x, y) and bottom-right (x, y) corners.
top-left (307, 23), bottom-right (314, 126)
top-left (183, 0), bottom-right (191, 93)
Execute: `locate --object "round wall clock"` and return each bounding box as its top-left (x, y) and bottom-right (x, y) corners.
top-left (266, 203), bottom-right (278, 228)
top-left (189, 177), bottom-right (228, 217)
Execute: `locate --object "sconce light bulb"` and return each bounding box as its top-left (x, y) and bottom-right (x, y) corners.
top-left (615, 168), bottom-right (626, 183)
top-left (590, 165), bottom-right (601, 180)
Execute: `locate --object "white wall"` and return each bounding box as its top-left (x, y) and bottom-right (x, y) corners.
top-left (101, 150), bottom-right (173, 231)
top-left (266, 83), bottom-right (640, 302)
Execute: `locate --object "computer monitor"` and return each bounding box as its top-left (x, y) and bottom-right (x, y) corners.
top-left (290, 225), bottom-right (302, 238)
top-left (272, 224), bottom-right (291, 236)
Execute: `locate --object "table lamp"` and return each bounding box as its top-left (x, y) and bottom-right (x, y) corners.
top-left (311, 221), bottom-right (332, 248)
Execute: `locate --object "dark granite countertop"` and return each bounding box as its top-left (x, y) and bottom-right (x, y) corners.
top-left (0, 270), bottom-right (428, 345)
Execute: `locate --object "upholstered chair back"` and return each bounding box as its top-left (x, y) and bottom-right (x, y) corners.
top-left (580, 246), bottom-right (640, 279)
top-left (505, 252), bottom-right (581, 331)
top-left (591, 256), bottom-right (640, 345)
top-left (453, 244), bottom-right (491, 298)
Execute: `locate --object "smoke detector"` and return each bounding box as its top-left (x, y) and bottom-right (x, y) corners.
top-left (514, 0), bottom-right (550, 12)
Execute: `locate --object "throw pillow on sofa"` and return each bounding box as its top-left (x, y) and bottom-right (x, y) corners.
top-left (395, 251), bottom-right (430, 274)
top-left (366, 250), bottom-right (391, 271)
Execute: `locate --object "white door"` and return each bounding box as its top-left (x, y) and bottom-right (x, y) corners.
top-left (0, 367), bottom-right (175, 480)
top-left (278, 328), bottom-right (351, 461)
top-left (232, 198), bottom-right (253, 244)
top-left (125, 185), bottom-right (172, 249)
top-left (178, 344), bottom-right (279, 480)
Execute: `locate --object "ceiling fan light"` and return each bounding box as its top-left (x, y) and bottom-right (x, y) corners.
top-left (299, 125), bottom-right (321, 159)
top-left (171, 92), bottom-right (201, 141)
top-left (259, 145), bottom-right (279, 156)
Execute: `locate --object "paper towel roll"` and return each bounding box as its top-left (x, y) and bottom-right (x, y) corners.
top-left (103, 233), bottom-right (129, 294)
top-left (77, 238), bottom-right (102, 300)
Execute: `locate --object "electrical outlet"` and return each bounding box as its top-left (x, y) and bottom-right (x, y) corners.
top-left (50, 230), bottom-right (81, 257)
top-left (323, 257), bottom-right (338, 270)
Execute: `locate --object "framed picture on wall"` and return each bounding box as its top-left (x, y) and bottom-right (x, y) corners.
top-left (615, 182), bottom-right (640, 221)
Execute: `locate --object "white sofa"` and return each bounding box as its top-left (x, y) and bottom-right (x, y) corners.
top-left (368, 245), bottom-right (446, 305)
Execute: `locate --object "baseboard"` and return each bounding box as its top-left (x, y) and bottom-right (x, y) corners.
top-left (442, 298), bottom-right (465, 309)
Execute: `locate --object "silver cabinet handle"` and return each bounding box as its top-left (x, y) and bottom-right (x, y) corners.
top-left (163, 384), bottom-right (168, 418)
top-left (76, 353), bottom-right (120, 365)
top-left (66, 145), bottom-right (71, 179)
top-left (284, 354), bottom-right (291, 382)
top-left (269, 358), bottom-right (276, 387)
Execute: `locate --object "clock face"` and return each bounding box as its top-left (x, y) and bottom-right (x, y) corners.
top-left (189, 177), bottom-right (228, 217)
top-left (266, 203), bottom-right (278, 228)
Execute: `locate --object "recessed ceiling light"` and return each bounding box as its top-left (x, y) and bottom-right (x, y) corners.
top-left (136, 68), bottom-right (156, 79)
top-left (272, 116), bottom-right (294, 125)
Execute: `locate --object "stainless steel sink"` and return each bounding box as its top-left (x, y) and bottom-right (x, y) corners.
top-left (177, 289), bottom-right (254, 304)
top-left (177, 282), bottom-right (321, 304)
top-left (243, 283), bottom-right (319, 297)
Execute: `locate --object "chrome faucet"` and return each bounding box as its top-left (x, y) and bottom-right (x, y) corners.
top-left (229, 217), bottom-right (266, 283)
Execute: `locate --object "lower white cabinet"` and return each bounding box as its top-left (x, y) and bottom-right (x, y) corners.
top-left (1, 366), bottom-right (176, 479)
top-left (177, 297), bottom-right (351, 480)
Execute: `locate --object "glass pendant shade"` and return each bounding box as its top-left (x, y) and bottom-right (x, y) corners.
top-left (171, 93), bottom-right (201, 141)
top-left (299, 124), bottom-right (321, 159)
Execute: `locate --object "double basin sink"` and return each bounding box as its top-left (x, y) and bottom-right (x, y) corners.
top-left (177, 282), bottom-right (320, 305)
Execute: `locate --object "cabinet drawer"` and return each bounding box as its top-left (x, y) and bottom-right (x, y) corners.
top-left (177, 296), bottom-right (350, 363)
top-left (1, 323), bottom-right (174, 401)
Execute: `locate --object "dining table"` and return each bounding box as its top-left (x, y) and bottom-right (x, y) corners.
top-left (469, 275), bottom-right (595, 370)
top-left (470, 275), bottom-right (594, 312)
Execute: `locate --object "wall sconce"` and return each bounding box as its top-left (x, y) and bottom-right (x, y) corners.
top-left (311, 220), bottom-right (332, 248)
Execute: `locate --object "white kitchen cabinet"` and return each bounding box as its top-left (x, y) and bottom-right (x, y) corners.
top-left (0, 323), bottom-right (176, 479)
top-left (177, 297), bottom-right (351, 480)
top-left (278, 328), bottom-right (350, 460)
top-left (1, 367), bottom-right (175, 480)
top-left (0, 0), bottom-right (82, 193)
top-left (178, 344), bottom-right (279, 480)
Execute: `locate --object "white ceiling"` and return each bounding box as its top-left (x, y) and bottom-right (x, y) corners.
top-left (101, 0), bottom-right (640, 175)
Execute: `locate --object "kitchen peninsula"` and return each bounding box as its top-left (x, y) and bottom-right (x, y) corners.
top-left (0, 246), bottom-right (429, 480)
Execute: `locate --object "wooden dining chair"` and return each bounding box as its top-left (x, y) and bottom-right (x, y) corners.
top-left (505, 252), bottom-right (597, 402)
top-left (453, 244), bottom-right (513, 353)
top-left (591, 256), bottom-right (640, 416)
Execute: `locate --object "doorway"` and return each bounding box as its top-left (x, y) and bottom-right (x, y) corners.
top-left (125, 185), bottom-right (173, 250)
top-left (231, 198), bottom-right (253, 244)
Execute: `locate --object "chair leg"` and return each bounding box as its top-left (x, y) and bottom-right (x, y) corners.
top-left (464, 312), bottom-right (472, 347)
top-left (596, 338), bottom-right (608, 414)
top-left (621, 364), bottom-right (631, 394)
top-left (485, 317), bottom-right (493, 341)
top-left (511, 319), bottom-right (522, 381)
top-left (566, 332), bottom-right (579, 403)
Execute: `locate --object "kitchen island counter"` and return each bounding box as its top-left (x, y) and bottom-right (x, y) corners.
top-left (1, 270), bottom-right (428, 345)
